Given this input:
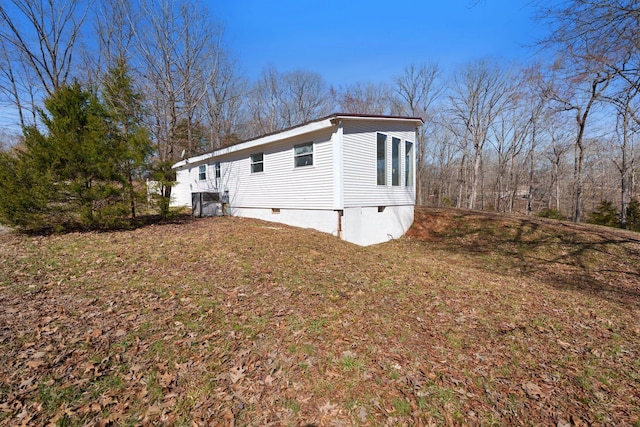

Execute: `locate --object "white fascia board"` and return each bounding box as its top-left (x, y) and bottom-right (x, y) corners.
top-left (331, 115), bottom-right (424, 126)
top-left (172, 152), bottom-right (215, 169)
top-left (172, 117), bottom-right (335, 169)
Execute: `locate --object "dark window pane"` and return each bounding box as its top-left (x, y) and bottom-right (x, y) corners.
top-left (294, 143), bottom-right (313, 167)
top-left (392, 137), bottom-right (400, 186)
top-left (295, 154), bottom-right (313, 167)
top-left (252, 162), bottom-right (263, 173)
top-left (251, 153), bottom-right (264, 173)
top-left (377, 133), bottom-right (386, 185)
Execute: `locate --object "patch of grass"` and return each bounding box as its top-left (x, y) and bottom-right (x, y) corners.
top-left (38, 380), bottom-right (81, 414)
top-left (283, 398), bottom-right (301, 414)
top-left (339, 354), bottom-right (365, 372)
top-left (307, 318), bottom-right (326, 334)
top-left (90, 373), bottom-right (125, 398)
top-left (391, 396), bottom-right (411, 416)
top-left (301, 343), bottom-right (315, 356)
top-left (145, 369), bottom-right (163, 403)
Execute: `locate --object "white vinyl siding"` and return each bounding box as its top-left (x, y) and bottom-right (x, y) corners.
top-left (219, 128), bottom-right (334, 210)
top-left (342, 120), bottom-right (415, 208)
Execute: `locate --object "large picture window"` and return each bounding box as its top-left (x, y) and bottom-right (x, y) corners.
top-left (405, 141), bottom-right (414, 187)
top-left (377, 133), bottom-right (386, 185)
top-left (294, 142), bottom-right (313, 167)
top-left (392, 137), bottom-right (400, 186)
top-left (198, 164), bottom-right (206, 180)
top-left (251, 153), bottom-right (264, 173)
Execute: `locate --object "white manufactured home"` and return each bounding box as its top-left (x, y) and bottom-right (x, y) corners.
top-left (171, 113), bottom-right (423, 246)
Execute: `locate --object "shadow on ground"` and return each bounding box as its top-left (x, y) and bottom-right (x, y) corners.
top-left (408, 207), bottom-right (640, 308)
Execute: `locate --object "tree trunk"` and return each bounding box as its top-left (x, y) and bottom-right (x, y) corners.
top-left (573, 139), bottom-right (584, 222)
top-left (469, 146), bottom-right (481, 209)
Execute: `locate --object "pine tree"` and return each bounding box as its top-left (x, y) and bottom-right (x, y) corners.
top-left (587, 201), bottom-right (619, 228)
top-left (102, 60), bottom-right (152, 220)
top-left (0, 82), bottom-right (134, 230)
top-left (625, 198), bottom-right (640, 232)
top-left (0, 150), bottom-right (53, 229)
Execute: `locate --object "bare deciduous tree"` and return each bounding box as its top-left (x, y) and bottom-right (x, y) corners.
top-left (247, 67), bottom-right (333, 137)
top-left (332, 82), bottom-right (393, 115)
top-left (449, 60), bottom-right (512, 209)
top-left (394, 63), bottom-right (442, 205)
top-left (541, 65), bottom-right (613, 221)
top-left (0, 0), bottom-right (89, 128)
top-left (538, 0), bottom-right (636, 221)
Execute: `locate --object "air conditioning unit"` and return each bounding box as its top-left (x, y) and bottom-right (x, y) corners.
top-left (191, 192), bottom-right (222, 217)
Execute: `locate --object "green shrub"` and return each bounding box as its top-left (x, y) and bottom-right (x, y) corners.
top-left (587, 201), bottom-right (619, 228)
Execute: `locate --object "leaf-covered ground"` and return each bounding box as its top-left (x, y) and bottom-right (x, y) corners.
top-left (1, 208), bottom-right (639, 426)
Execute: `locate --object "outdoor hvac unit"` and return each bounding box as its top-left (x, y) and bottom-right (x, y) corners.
top-left (192, 192), bottom-right (222, 217)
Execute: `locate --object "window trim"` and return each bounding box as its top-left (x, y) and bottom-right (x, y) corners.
top-left (198, 164), bottom-right (206, 181)
top-left (215, 161), bottom-right (221, 179)
top-left (251, 152), bottom-right (264, 173)
top-left (377, 133), bottom-right (387, 186)
top-left (294, 142), bottom-right (314, 168)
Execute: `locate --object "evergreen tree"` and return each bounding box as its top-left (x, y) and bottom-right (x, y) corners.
top-left (0, 82), bottom-right (136, 230)
top-left (149, 160), bottom-right (176, 218)
top-left (102, 60), bottom-right (152, 220)
top-left (625, 198), bottom-right (640, 232)
top-left (587, 201), bottom-right (619, 228)
top-left (0, 150), bottom-right (53, 229)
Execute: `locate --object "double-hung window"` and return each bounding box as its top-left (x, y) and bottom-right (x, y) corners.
top-left (377, 133), bottom-right (387, 185)
top-left (294, 142), bottom-right (313, 167)
top-left (215, 161), bottom-right (221, 179)
top-left (198, 164), bottom-right (206, 180)
top-left (251, 153), bottom-right (264, 173)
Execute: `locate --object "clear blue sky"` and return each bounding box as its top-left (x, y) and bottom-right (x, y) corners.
top-left (210, 0), bottom-right (548, 86)
top-left (0, 1), bottom-right (549, 132)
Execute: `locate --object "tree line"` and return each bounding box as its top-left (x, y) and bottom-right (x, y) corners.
top-left (1, 0), bottom-right (639, 231)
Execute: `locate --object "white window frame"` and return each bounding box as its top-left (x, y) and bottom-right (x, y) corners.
top-left (294, 142), bottom-right (313, 168)
top-left (251, 153), bottom-right (264, 173)
top-left (215, 161), bottom-right (221, 179)
top-left (198, 164), bottom-right (206, 180)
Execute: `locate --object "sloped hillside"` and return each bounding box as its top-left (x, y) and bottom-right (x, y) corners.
top-left (0, 210), bottom-right (638, 426)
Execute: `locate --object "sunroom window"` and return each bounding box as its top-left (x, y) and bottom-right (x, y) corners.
top-left (377, 133), bottom-right (386, 185)
top-left (392, 137), bottom-right (400, 186)
top-left (405, 141), bottom-right (414, 186)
